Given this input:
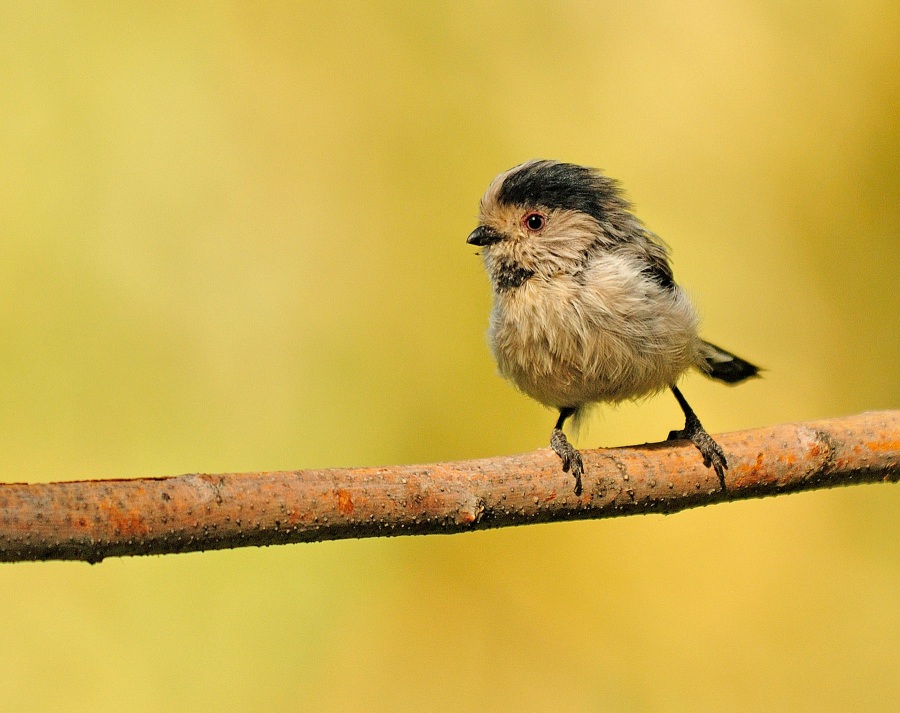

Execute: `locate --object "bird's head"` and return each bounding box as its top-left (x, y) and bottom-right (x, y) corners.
top-left (467, 160), bottom-right (634, 290)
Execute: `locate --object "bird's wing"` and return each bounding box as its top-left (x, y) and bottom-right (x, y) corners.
top-left (631, 230), bottom-right (675, 289)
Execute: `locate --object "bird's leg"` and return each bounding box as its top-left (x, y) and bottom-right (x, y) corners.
top-left (550, 407), bottom-right (583, 496)
top-left (667, 385), bottom-right (728, 489)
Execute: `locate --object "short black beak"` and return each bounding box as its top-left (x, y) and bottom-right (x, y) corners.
top-left (466, 225), bottom-right (503, 246)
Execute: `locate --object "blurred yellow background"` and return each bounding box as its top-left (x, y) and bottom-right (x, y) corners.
top-left (1, 2), bottom-right (898, 711)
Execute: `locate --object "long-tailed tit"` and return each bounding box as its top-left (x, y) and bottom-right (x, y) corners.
top-left (467, 160), bottom-right (759, 495)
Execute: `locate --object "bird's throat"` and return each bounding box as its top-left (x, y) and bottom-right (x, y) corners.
top-left (491, 257), bottom-right (534, 292)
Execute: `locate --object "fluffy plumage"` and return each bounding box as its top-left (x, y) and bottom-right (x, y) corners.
top-left (468, 160), bottom-right (759, 494)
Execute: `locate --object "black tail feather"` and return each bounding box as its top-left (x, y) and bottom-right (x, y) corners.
top-left (701, 341), bottom-right (761, 384)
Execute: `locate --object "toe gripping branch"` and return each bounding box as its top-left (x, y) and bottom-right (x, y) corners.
top-left (668, 385), bottom-right (728, 489)
top-left (551, 407), bottom-right (584, 496)
top-left (551, 428), bottom-right (584, 496)
top-left (549, 390), bottom-right (729, 497)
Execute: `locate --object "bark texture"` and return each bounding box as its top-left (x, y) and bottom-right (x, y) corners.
top-left (0, 411), bottom-right (896, 563)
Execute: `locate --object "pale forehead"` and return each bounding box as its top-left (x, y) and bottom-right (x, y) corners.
top-left (479, 162), bottom-right (533, 214)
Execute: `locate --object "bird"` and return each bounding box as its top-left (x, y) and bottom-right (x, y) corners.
top-left (467, 160), bottom-right (759, 496)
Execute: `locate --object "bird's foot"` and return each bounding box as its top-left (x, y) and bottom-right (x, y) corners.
top-left (550, 428), bottom-right (584, 496)
top-left (667, 414), bottom-right (728, 490)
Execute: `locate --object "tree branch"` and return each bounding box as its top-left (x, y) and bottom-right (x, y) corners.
top-left (1, 411), bottom-right (897, 563)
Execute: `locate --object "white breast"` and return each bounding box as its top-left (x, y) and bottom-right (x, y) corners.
top-left (488, 253), bottom-right (704, 408)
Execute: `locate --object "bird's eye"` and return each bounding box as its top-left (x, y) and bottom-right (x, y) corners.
top-left (523, 212), bottom-right (546, 232)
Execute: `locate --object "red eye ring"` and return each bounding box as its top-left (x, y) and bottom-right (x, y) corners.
top-left (523, 212), bottom-right (546, 232)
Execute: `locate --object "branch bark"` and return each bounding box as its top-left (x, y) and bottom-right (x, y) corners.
top-left (1, 411), bottom-right (897, 563)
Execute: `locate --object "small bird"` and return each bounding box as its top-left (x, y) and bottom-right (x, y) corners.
top-left (467, 160), bottom-right (759, 495)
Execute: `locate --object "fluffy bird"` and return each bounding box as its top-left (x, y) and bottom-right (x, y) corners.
top-left (467, 160), bottom-right (759, 495)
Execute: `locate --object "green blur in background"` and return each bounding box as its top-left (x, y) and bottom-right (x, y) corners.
top-left (1, 2), bottom-right (898, 711)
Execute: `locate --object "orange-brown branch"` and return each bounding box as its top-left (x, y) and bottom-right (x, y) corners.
top-left (0, 411), bottom-right (897, 563)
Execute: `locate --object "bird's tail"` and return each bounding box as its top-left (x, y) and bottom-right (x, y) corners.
top-left (700, 341), bottom-right (761, 384)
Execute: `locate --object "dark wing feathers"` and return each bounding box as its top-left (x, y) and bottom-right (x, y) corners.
top-left (636, 234), bottom-right (675, 289)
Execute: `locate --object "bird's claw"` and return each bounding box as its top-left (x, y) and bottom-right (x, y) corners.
top-left (551, 428), bottom-right (584, 496)
top-left (692, 429), bottom-right (728, 488)
top-left (668, 417), bottom-right (728, 490)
